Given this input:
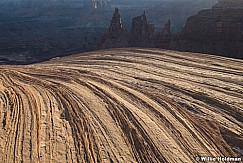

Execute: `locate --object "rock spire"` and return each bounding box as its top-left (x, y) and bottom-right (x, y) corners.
top-left (108, 8), bottom-right (124, 38)
top-left (99, 8), bottom-right (129, 49)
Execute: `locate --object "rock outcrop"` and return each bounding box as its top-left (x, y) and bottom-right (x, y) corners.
top-left (100, 10), bottom-right (158, 49)
top-left (172, 0), bottom-right (243, 59)
top-left (1, 48), bottom-right (243, 162)
top-left (108, 8), bottom-right (124, 38)
top-left (99, 8), bottom-right (129, 49)
top-left (161, 19), bottom-right (171, 36)
top-left (154, 19), bottom-right (173, 49)
top-left (130, 11), bottom-right (155, 47)
top-left (100, 2), bottom-right (243, 59)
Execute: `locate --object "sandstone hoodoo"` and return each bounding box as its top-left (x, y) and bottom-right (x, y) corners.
top-left (108, 8), bottom-right (124, 38)
top-left (173, 0), bottom-right (243, 59)
top-left (100, 1), bottom-right (243, 59)
top-left (154, 19), bottom-right (173, 49)
top-left (130, 11), bottom-right (155, 47)
top-left (100, 9), bottom-right (164, 49)
top-left (100, 8), bottom-right (129, 49)
top-left (161, 19), bottom-right (171, 36)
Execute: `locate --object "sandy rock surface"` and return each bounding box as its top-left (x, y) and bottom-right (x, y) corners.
top-left (0, 48), bottom-right (242, 162)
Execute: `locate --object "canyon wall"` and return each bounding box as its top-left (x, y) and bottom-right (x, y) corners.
top-left (172, 0), bottom-right (243, 59)
top-left (101, 1), bottom-right (243, 59)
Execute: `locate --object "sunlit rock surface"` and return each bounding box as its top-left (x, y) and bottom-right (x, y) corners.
top-left (0, 48), bottom-right (242, 162)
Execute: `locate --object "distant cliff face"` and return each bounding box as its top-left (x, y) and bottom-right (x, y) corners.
top-left (172, 1), bottom-right (243, 59)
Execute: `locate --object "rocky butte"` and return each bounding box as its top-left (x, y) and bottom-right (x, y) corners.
top-left (100, 8), bottom-right (172, 49)
top-left (172, 0), bottom-right (243, 59)
top-left (154, 19), bottom-right (173, 49)
top-left (130, 11), bottom-right (156, 47)
top-left (101, 1), bottom-right (243, 59)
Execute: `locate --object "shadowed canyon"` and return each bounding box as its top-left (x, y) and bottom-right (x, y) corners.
top-left (0, 0), bottom-right (218, 64)
top-left (0, 48), bottom-right (242, 162)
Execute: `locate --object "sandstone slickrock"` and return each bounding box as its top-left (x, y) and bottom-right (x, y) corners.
top-left (0, 48), bottom-right (243, 162)
top-left (172, 0), bottom-right (243, 59)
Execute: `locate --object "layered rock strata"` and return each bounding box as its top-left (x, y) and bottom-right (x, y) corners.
top-left (172, 0), bottom-right (243, 59)
top-left (0, 48), bottom-right (242, 162)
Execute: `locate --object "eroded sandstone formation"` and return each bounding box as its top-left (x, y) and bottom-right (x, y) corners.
top-left (100, 9), bottom-right (169, 49)
top-left (154, 19), bottom-right (173, 49)
top-left (100, 2), bottom-right (243, 59)
top-left (99, 8), bottom-right (129, 49)
top-left (108, 8), bottom-right (124, 38)
top-left (172, 0), bottom-right (243, 59)
top-left (130, 11), bottom-right (156, 47)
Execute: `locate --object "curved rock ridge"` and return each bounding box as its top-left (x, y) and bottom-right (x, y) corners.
top-left (0, 48), bottom-right (243, 162)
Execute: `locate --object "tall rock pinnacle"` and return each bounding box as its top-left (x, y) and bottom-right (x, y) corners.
top-left (131, 11), bottom-right (149, 39)
top-left (130, 11), bottom-right (155, 47)
top-left (99, 8), bottom-right (129, 49)
top-left (161, 19), bottom-right (171, 35)
top-left (108, 8), bottom-right (124, 38)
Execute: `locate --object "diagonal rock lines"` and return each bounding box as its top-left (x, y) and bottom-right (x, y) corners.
top-left (0, 48), bottom-right (242, 162)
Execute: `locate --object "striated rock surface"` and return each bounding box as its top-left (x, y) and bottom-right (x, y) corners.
top-left (173, 0), bottom-right (243, 59)
top-left (0, 48), bottom-right (243, 162)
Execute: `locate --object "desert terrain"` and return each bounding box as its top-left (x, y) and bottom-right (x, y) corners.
top-left (0, 48), bottom-right (242, 162)
top-left (0, 0), bottom-right (217, 64)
